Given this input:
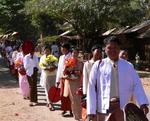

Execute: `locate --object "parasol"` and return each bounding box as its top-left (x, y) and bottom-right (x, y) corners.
top-left (48, 85), bottom-right (61, 103)
top-left (22, 40), bottom-right (34, 55)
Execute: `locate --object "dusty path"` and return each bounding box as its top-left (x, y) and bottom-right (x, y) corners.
top-left (0, 55), bottom-right (150, 121)
top-left (0, 56), bottom-right (75, 121)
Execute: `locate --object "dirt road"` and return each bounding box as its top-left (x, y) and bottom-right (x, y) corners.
top-left (0, 57), bottom-right (75, 121)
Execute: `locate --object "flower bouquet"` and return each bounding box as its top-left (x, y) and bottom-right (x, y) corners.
top-left (15, 58), bottom-right (22, 68)
top-left (42, 55), bottom-right (58, 71)
top-left (18, 65), bottom-right (26, 75)
top-left (64, 57), bottom-right (78, 79)
top-left (15, 58), bottom-right (26, 75)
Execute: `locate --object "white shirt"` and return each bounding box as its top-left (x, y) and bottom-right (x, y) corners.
top-left (109, 60), bottom-right (119, 98)
top-left (82, 59), bottom-right (94, 95)
top-left (23, 53), bottom-right (39, 76)
top-left (55, 52), bottom-right (72, 83)
top-left (12, 50), bottom-right (19, 63)
top-left (39, 54), bottom-right (57, 87)
top-left (87, 58), bottom-right (149, 114)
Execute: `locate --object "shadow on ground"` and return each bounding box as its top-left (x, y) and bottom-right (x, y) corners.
top-left (138, 71), bottom-right (150, 78)
top-left (0, 57), bottom-right (18, 88)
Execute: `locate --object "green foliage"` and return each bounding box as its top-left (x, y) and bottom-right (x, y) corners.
top-left (42, 35), bottom-right (60, 45)
top-left (0, 0), bottom-right (37, 40)
top-left (24, 0), bottom-right (148, 37)
top-left (24, 0), bottom-right (64, 37)
top-left (130, 0), bottom-right (150, 20)
top-left (1, 0), bottom-right (149, 48)
top-left (23, 0), bottom-right (149, 51)
top-left (0, 0), bottom-right (25, 30)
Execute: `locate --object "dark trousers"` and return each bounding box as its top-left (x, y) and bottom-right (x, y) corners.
top-left (27, 71), bottom-right (38, 103)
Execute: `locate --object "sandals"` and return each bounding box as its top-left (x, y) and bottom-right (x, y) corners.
top-left (47, 103), bottom-right (55, 111)
top-left (49, 107), bottom-right (55, 111)
top-left (29, 102), bottom-right (38, 106)
top-left (29, 103), bottom-right (33, 106)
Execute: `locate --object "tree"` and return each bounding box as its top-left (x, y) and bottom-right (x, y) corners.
top-left (0, 0), bottom-right (37, 40)
top-left (24, 0), bottom-right (149, 51)
top-left (130, 0), bottom-right (150, 20)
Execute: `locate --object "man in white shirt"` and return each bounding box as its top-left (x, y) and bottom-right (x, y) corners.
top-left (24, 49), bottom-right (39, 106)
top-left (82, 45), bottom-right (102, 121)
top-left (83, 45), bottom-right (102, 95)
top-left (87, 36), bottom-right (149, 121)
top-left (56, 43), bottom-right (72, 84)
top-left (56, 43), bottom-right (72, 116)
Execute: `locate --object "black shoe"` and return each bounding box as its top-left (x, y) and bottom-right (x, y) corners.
top-left (29, 102), bottom-right (33, 106)
top-left (61, 111), bottom-right (67, 116)
top-left (24, 97), bottom-right (30, 100)
top-left (34, 102), bottom-right (38, 106)
top-left (69, 111), bottom-right (73, 117)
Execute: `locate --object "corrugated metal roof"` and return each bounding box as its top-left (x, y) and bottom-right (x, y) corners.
top-left (138, 28), bottom-right (150, 38)
top-left (123, 20), bottom-right (150, 34)
top-left (59, 30), bottom-right (72, 36)
top-left (111, 26), bottom-right (130, 35)
top-left (102, 28), bottom-right (116, 36)
top-left (102, 20), bottom-right (150, 37)
top-left (61, 35), bottom-right (81, 40)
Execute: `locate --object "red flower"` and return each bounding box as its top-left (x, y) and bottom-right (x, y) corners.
top-left (64, 57), bottom-right (77, 67)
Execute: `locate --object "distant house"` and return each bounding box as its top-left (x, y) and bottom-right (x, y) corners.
top-left (102, 20), bottom-right (150, 67)
top-left (59, 30), bottom-right (82, 49)
top-left (138, 28), bottom-right (150, 65)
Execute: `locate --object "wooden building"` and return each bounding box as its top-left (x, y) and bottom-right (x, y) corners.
top-left (102, 20), bottom-right (150, 70)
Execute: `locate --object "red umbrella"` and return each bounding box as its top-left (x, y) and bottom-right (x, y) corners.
top-left (48, 85), bottom-right (61, 103)
top-left (22, 40), bottom-right (34, 55)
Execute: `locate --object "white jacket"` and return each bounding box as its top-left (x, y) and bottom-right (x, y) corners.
top-left (87, 58), bottom-right (149, 114)
top-left (82, 59), bottom-right (94, 95)
top-left (55, 52), bottom-right (71, 83)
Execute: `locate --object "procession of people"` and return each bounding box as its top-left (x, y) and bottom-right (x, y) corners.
top-left (0, 36), bottom-right (149, 121)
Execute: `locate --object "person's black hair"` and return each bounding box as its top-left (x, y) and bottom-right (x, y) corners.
top-left (103, 36), bottom-right (120, 46)
top-left (91, 44), bottom-right (102, 52)
top-left (44, 45), bottom-right (51, 51)
top-left (15, 46), bottom-right (20, 50)
top-left (71, 47), bottom-right (80, 52)
top-left (61, 43), bottom-right (70, 50)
